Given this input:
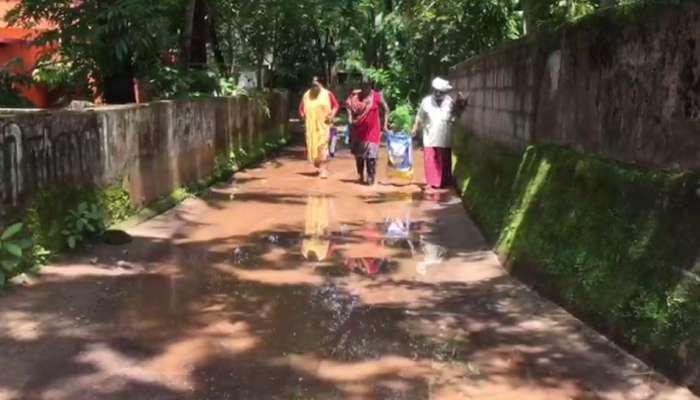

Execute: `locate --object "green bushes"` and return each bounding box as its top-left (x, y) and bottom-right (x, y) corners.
top-left (389, 103), bottom-right (415, 133)
top-left (148, 67), bottom-right (246, 99)
top-left (0, 185), bottom-right (135, 287)
top-left (453, 132), bottom-right (700, 384)
top-left (0, 58), bottom-right (33, 108)
top-left (0, 223), bottom-right (32, 285)
top-left (26, 186), bottom-right (133, 253)
top-left (62, 202), bottom-right (105, 249)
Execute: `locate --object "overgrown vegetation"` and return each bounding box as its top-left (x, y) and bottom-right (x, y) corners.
top-left (0, 223), bottom-right (32, 285)
top-left (62, 202), bottom-right (105, 250)
top-left (389, 103), bottom-right (415, 133)
top-left (2, 0), bottom-right (672, 110)
top-left (6, 0), bottom-right (656, 107)
top-left (453, 132), bottom-right (700, 385)
top-left (0, 58), bottom-right (33, 108)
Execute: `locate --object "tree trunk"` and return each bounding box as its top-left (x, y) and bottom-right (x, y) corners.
top-left (190, 0), bottom-right (209, 68)
top-left (256, 53), bottom-right (264, 90)
top-left (103, 65), bottom-right (136, 104)
top-left (182, 0), bottom-right (197, 69)
top-left (270, 10), bottom-right (279, 87)
top-left (207, 1), bottom-right (227, 73)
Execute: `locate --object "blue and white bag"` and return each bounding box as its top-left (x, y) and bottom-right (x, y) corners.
top-left (386, 131), bottom-right (414, 180)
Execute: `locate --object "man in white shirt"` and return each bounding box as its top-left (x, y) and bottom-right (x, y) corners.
top-left (411, 77), bottom-right (467, 190)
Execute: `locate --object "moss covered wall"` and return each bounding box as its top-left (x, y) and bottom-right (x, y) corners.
top-left (453, 131), bottom-right (700, 390)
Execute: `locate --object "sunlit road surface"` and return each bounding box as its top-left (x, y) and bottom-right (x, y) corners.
top-left (0, 146), bottom-right (696, 400)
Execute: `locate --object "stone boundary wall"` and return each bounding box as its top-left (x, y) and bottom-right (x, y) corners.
top-left (0, 91), bottom-right (289, 222)
top-left (451, 3), bottom-right (700, 171)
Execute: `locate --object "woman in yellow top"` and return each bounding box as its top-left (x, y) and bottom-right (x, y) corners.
top-left (299, 77), bottom-right (340, 179)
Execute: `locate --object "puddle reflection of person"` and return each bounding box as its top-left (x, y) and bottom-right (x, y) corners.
top-left (415, 222), bottom-right (448, 276)
top-left (302, 195), bottom-right (335, 262)
top-left (344, 223), bottom-right (390, 276)
top-left (382, 193), bottom-right (417, 255)
top-left (345, 257), bottom-right (384, 276)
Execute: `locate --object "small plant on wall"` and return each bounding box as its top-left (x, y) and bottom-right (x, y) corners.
top-left (0, 223), bottom-right (32, 285)
top-left (62, 202), bottom-right (105, 249)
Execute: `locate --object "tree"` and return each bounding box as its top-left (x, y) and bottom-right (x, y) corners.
top-left (7, 0), bottom-right (185, 103)
top-left (522, 0), bottom-right (601, 33)
top-left (339, 0), bottom-right (523, 103)
top-left (5, 0), bottom-right (611, 106)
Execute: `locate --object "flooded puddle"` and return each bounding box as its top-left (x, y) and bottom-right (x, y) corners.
top-left (0, 150), bottom-right (694, 400)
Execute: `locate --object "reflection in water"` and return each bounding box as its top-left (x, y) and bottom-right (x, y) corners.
top-left (345, 258), bottom-right (388, 276)
top-left (417, 239), bottom-right (448, 275)
top-left (300, 191), bottom-right (449, 278)
top-left (302, 195), bottom-right (333, 262)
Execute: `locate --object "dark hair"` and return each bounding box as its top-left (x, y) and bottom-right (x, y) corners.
top-left (360, 76), bottom-right (373, 88)
top-left (312, 75), bottom-right (327, 86)
top-left (306, 250), bottom-right (319, 262)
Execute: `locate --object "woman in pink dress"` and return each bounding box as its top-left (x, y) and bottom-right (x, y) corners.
top-left (345, 79), bottom-right (390, 186)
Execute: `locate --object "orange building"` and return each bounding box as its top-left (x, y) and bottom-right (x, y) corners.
top-left (0, 0), bottom-right (54, 107)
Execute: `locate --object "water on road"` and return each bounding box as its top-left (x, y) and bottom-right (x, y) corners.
top-left (0, 147), bottom-right (696, 400)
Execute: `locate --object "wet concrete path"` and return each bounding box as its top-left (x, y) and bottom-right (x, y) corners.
top-left (0, 146), bottom-right (697, 400)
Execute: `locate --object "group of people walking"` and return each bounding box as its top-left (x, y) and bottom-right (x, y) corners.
top-left (299, 75), bottom-right (466, 190)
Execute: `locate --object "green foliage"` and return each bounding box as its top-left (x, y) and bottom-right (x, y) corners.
top-left (389, 102), bottom-right (415, 133)
top-left (26, 185), bottom-right (131, 253)
top-left (454, 132), bottom-right (700, 381)
top-left (147, 66), bottom-right (192, 98)
top-left (148, 66), bottom-right (249, 99)
top-left (217, 76), bottom-right (246, 97)
top-left (3, 0), bottom-right (666, 109)
top-left (31, 58), bottom-right (92, 101)
top-left (187, 70), bottom-right (221, 95)
top-left (339, 0), bottom-right (524, 104)
top-left (7, 0), bottom-right (184, 96)
top-left (214, 150), bottom-right (239, 181)
top-left (62, 202), bottom-right (105, 249)
top-left (524, 0), bottom-right (599, 31)
top-left (30, 245), bottom-right (52, 269)
top-left (0, 88), bottom-right (33, 109)
top-left (206, 0), bottom-right (672, 105)
top-left (0, 58), bottom-right (33, 108)
top-left (154, 67), bottom-right (218, 98)
top-left (522, 0), bottom-right (685, 34)
top-left (98, 186), bottom-right (133, 228)
top-left (0, 223), bottom-right (33, 285)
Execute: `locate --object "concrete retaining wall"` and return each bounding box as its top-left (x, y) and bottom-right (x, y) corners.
top-left (0, 92), bottom-right (289, 222)
top-left (451, 3), bottom-right (700, 171)
top-left (450, 4), bottom-right (700, 390)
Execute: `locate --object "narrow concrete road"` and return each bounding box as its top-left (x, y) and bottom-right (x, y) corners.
top-left (0, 146), bottom-right (696, 400)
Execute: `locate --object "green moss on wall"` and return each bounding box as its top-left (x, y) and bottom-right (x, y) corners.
top-left (454, 132), bottom-right (700, 386)
top-left (453, 133), bottom-right (522, 242)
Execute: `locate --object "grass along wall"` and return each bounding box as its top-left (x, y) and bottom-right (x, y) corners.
top-left (453, 131), bottom-right (700, 390)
